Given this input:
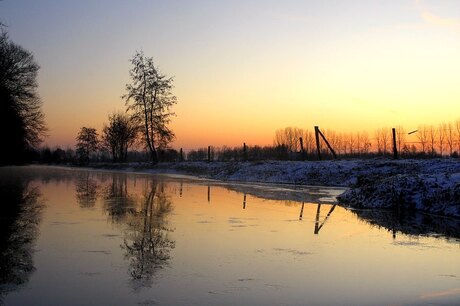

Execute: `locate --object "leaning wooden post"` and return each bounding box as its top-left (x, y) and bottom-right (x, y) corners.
top-left (317, 129), bottom-right (337, 159)
top-left (314, 126), bottom-right (322, 160)
top-left (207, 146), bottom-right (211, 163)
top-left (392, 128), bottom-right (398, 159)
top-left (299, 137), bottom-right (305, 160)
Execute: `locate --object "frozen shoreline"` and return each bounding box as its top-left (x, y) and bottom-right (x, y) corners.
top-left (64, 158), bottom-right (460, 218)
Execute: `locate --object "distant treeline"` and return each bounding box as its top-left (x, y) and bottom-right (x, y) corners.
top-left (32, 118), bottom-right (460, 164)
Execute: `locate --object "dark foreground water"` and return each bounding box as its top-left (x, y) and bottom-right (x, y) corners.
top-left (0, 166), bottom-right (459, 306)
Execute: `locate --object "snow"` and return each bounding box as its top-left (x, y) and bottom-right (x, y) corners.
top-left (80, 158), bottom-right (460, 218)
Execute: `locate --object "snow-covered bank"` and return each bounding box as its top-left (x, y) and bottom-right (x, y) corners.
top-left (83, 159), bottom-right (460, 217)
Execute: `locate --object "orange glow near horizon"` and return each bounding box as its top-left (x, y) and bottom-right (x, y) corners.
top-left (5, 0), bottom-right (456, 150)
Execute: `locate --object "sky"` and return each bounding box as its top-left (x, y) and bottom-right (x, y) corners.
top-left (1, 0), bottom-right (460, 150)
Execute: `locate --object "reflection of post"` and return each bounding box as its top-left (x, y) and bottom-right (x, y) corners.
top-left (207, 185), bottom-right (210, 203)
top-left (299, 202), bottom-right (305, 220)
top-left (314, 204), bottom-right (321, 234)
top-left (314, 204), bottom-right (336, 234)
top-left (179, 182), bottom-right (183, 197)
top-left (243, 193), bottom-right (246, 209)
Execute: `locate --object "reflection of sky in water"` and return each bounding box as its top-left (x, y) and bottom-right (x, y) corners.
top-left (0, 166), bottom-right (459, 305)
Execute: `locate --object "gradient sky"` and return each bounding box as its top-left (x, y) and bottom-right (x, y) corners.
top-left (2, 0), bottom-right (460, 150)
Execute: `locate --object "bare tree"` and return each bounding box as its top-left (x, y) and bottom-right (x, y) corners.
top-left (0, 31), bottom-right (46, 164)
top-left (374, 130), bottom-right (382, 154)
top-left (417, 126), bottom-right (429, 154)
top-left (446, 122), bottom-right (455, 156)
top-left (102, 112), bottom-right (138, 163)
top-left (124, 51), bottom-right (177, 164)
top-left (303, 130), bottom-right (315, 155)
top-left (274, 127), bottom-right (304, 152)
top-left (380, 128), bottom-right (390, 155)
top-left (360, 132), bottom-right (371, 154)
top-left (348, 133), bottom-right (356, 155)
top-left (456, 119), bottom-right (460, 154)
top-left (396, 126), bottom-right (406, 153)
top-left (428, 125), bottom-right (437, 156)
top-left (438, 124), bottom-right (445, 156)
top-left (76, 127), bottom-right (99, 164)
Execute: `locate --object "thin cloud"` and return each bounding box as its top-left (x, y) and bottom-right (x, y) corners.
top-left (414, 0), bottom-right (460, 31)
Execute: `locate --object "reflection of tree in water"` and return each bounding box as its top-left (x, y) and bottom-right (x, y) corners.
top-left (75, 173), bottom-right (99, 208)
top-left (0, 181), bottom-right (43, 302)
top-left (352, 209), bottom-right (460, 240)
top-left (103, 174), bottom-right (136, 223)
top-left (122, 181), bottom-right (175, 289)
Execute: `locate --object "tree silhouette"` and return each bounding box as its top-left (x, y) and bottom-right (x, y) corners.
top-left (76, 127), bottom-right (99, 164)
top-left (123, 51), bottom-right (177, 164)
top-left (0, 31), bottom-right (46, 165)
top-left (102, 112), bottom-right (138, 163)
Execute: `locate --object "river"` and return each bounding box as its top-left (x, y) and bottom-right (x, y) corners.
top-left (0, 166), bottom-right (459, 305)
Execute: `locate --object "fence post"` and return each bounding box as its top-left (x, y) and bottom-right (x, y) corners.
top-left (314, 126), bottom-right (321, 160)
top-left (179, 148), bottom-right (183, 162)
top-left (243, 142), bottom-right (248, 161)
top-left (299, 137), bottom-right (305, 160)
top-left (207, 146), bottom-right (211, 163)
top-left (392, 128), bottom-right (398, 159)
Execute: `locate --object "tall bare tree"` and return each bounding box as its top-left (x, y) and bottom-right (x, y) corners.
top-left (428, 125), bottom-right (437, 156)
top-left (124, 51), bottom-right (177, 164)
top-left (274, 127), bottom-right (304, 152)
top-left (0, 31), bottom-right (46, 164)
top-left (417, 126), bottom-right (429, 154)
top-left (396, 126), bottom-right (406, 153)
top-left (446, 122), bottom-right (455, 156)
top-left (438, 124), bottom-right (445, 156)
top-left (456, 119), bottom-right (460, 154)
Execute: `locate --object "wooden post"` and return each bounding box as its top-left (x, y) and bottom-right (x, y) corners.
top-left (243, 142), bottom-right (247, 161)
top-left (207, 146), bottom-right (211, 162)
top-left (207, 185), bottom-right (211, 202)
top-left (314, 126), bottom-right (321, 160)
top-left (179, 148), bottom-right (183, 162)
top-left (392, 128), bottom-right (398, 159)
top-left (299, 137), bottom-right (304, 153)
top-left (317, 129), bottom-right (337, 159)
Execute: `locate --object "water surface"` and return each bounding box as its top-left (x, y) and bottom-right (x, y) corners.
top-left (1, 166), bottom-right (459, 305)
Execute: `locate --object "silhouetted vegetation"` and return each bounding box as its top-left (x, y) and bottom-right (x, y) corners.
top-left (0, 31), bottom-right (46, 165)
top-left (123, 51), bottom-right (177, 164)
top-left (102, 112), bottom-right (138, 163)
top-left (76, 127), bottom-right (99, 165)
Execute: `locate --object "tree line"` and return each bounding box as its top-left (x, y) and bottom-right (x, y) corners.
top-left (3, 22), bottom-right (459, 165)
top-left (184, 122), bottom-right (460, 162)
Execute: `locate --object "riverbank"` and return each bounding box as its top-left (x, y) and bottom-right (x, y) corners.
top-left (73, 158), bottom-right (460, 218)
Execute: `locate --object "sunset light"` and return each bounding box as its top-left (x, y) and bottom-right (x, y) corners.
top-left (2, 0), bottom-right (459, 150)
